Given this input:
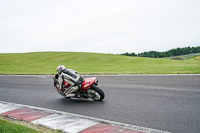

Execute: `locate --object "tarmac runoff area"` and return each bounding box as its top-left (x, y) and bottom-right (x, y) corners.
top-left (0, 101), bottom-right (172, 133)
top-left (0, 101), bottom-right (170, 133)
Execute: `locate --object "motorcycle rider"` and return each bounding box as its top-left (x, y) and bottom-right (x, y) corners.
top-left (55, 65), bottom-right (83, 97)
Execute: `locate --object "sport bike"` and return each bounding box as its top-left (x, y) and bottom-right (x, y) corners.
top-left (53, 75), bottom-right (105, 101)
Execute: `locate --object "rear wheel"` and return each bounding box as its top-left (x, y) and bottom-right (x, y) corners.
top-left (88, 86), bottom-right (105, 101)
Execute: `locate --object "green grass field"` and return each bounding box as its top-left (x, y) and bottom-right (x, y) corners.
top-left (0, 52), bottom-right (199, 74)
top-left (0, 119), bottom-right (40, 133)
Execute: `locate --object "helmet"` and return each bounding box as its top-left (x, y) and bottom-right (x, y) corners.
top-left (57, 65), bottom-right (65, 74)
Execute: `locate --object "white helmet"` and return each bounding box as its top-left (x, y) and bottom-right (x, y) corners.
top-left (57, 65), bottom-right (65, 74)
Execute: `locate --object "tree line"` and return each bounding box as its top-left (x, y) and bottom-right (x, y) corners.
top-left (121, 46), bottom-right (200, 58)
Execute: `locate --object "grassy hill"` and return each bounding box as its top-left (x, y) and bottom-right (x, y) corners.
top-left (0, 52), bottom-right (200, 74)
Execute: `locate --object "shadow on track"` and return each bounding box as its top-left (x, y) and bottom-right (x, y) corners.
top-left (56, 97), bottom-right (105, 106)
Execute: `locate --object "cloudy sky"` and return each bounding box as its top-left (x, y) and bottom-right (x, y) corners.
top-left (0, 0), bottom-right (200, 54)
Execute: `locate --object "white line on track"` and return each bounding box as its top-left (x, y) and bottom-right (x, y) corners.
top-left (0, 74), bottom-right (200, 77)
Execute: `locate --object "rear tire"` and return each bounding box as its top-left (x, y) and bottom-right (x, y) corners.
top-left (90, 86), bottom-right (105, 101)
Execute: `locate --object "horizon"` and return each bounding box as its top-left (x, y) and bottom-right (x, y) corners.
top-left (1, 45), bottom-right (199, 55)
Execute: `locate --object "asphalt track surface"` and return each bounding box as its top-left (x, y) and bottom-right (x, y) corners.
top-left (0, 75), bottom-right (199, 133)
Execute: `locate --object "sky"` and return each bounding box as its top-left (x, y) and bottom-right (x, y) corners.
top-left (0, 0), bottom-right (200, 54)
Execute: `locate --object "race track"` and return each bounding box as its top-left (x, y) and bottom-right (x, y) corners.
top-left (0, 75), bottom-right (200, 133)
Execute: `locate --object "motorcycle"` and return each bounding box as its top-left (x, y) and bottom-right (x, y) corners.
top-left (53, 74), bottom-right (105, 101)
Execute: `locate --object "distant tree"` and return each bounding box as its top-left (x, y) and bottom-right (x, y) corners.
top-left (122, 46), bottom-right (200, 58)
top-left (121, 52), bottom-right (137, 57)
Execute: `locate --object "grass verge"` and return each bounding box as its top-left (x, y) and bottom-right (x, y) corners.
top-left (0, 118), bottom-right (41, 133)
top-left (0, 116), bottom-right (60, 133)
top-left (0, 52), bottom-right (200, 74)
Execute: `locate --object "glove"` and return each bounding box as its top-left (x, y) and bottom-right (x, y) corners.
top-left (54, 79), bottom-right (59, 87)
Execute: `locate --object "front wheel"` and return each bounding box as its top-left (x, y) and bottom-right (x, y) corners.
top-left (88, 86), bottom-right (105, 101)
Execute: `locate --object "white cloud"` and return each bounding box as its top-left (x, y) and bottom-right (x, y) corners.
top-left (0, 0), bottom-right (200, 54)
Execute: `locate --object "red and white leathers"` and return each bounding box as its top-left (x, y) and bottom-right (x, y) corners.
top-left (58, 69), bottom-right (83, 97)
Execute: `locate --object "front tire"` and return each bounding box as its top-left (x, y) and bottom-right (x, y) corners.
top-left (89, 86), bottom-right (105, 101)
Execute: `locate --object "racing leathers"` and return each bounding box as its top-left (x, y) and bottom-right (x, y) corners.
top-left (57, 69), bottom-right (83, 97)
